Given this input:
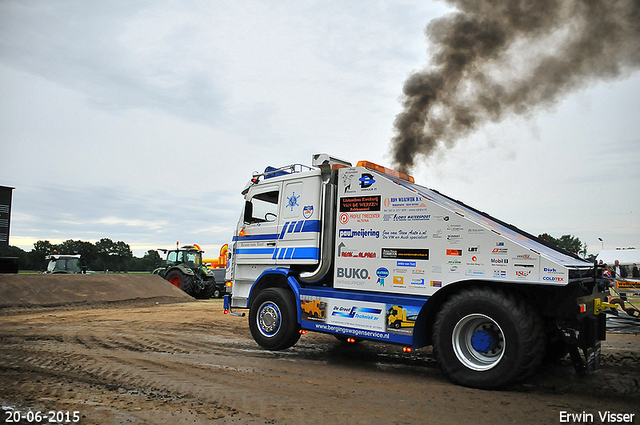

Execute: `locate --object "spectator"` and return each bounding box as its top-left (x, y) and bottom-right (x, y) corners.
top-left (633, 263), bottom-right (639, 278)
top-left (613, 260), bottom-right (628, 279)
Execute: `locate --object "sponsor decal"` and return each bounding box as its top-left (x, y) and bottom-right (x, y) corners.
top-left (337, 242), bottom-right (376, 258)
top-left (286, 192), bottom-right (300, 211)
top-left (410, 278), bottom-right (425, 285)
top-left (342, 171), bottom-right (357, 193)
top-left (376, 267), bottom-right (389, 286)
top-left (359, 173), bottom-right (376, 189)
top-left (339, 228), bottom-right (380, 239)
top-left (382, 229), bottom-right (428, 240)
top-left (447, 234), bottom-right (462, 243)
top-left (383, 213), bottom-right (431, 222)
top-left (468, 228), bottom-right (485, 234)
top-left (446, 249), bottom-right (462, 256)
top-left (466, 256), bottom-right (484, 267)
top-left (393, 276), bottom-right (404, 285)
top-left (381, 248), bottom-right (429, 261)
top-left (339, 212), bottom-right (380, 224)
top-left (543, 276), bottom-right (565, 282)
top-left (432, 265), bottom-right (442, 274)
top-left (340, 195), bottom-right (381, 212)
top-left (491, 258), bottom-right (509, 265)
top-left (492, 247), bottom-right (508, 255)
top-left (393, 269), bottom-right (408, 274)
top-left (496, 242), bottom-right (505, 246)
top-left (331, 306), bottom-right (382, 320)
top-left (514, 254), bottom-right (536, 260)
top-left (434, 215), bottom-right (450, 222)
top-left (493, 269), bottom-right (507, 278)
top-left (383, 196), bottom-right (427, 209)
top-left (397, 261), bottom-right (417, 267)
top-left (466, 269), bottom-right (485, 276)
top-left (412, 269), bottom-right (426, 275)
top-left (515, 270), bottom-right (531, 278)
top-left (542, 267), bottom-right (565, 282)
top-left (337, 268), bottom-right (370, 279)
top-left (432, 229), bottom-right (443, 239)
top-left (303, 205), bottom-right (314, 219)
top-left (447, 224), bottom-right (464, 232)
top-left (468, 246), bottom-right (480, 253)
top-left (431, 280), bottom-right (442, 287)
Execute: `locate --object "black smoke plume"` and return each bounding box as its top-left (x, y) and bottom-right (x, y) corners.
top-left (391, 0), bottom-right (640, 172)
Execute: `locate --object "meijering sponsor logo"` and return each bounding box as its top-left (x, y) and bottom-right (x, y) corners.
top-left (337, 268), bottom-right (370, 279)
top-left (339, 229), bottom-right (380, 238)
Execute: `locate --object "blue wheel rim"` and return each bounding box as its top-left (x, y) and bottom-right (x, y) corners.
top-left (257, 301), bottom-right (282, 338)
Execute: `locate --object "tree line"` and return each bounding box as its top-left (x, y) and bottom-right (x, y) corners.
top-left (4, 233), bottom-right (593, 273)
top-left (4, 238), bottom-right (163, 272)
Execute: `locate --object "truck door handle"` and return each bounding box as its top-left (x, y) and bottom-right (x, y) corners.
top-left (266, 242), bottom-right (276, 246)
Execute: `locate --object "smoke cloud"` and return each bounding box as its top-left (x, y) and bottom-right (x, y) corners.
top-left (391, 0), bottom-right (640, 172)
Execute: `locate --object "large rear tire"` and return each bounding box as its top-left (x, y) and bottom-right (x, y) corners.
top-left (249, 288), bottom-right (300, 350)
top-left (193, 277), bottom-right (216, 300)
top-left (165, 269), bottom-right (195, 296)
top-left (433, 287), bottom-right (545, 389)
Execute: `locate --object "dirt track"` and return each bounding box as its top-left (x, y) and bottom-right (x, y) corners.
top-left (0, 275), bottom-right (639, 424)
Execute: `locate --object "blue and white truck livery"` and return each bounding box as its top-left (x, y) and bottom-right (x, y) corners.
top-left (224, 153), bottom-right (613, 389)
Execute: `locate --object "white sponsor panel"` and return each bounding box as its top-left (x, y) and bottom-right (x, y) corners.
top-left (326, 298), bottom-right (386, 332)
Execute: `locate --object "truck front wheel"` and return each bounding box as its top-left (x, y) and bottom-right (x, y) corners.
top-left (249, 288), bottom-right (300, 351)
top-left (433, 287), bottom-right (544, 389)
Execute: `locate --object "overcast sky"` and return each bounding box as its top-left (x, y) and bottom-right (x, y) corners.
top-left (1, 0), bottom-right (638, 259)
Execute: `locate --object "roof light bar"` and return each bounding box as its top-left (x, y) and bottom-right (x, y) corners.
top-left (356, 161), bottom-right (415, 183)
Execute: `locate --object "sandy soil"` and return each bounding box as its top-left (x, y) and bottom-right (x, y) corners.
top-left (1, 298), bottom-right (638, 425)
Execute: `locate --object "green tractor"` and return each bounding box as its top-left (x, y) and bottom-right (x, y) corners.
top-left (44, 254), bottom-right (89, 274)
top-left (152, 244), bottom-right (220, 299)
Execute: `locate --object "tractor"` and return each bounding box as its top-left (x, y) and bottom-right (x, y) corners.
top-left (152, 244), bottom-right (220, 299)
top-left (43, 254), bottom-right (88, 274)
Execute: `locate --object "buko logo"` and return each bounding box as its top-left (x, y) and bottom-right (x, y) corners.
top-left (337, 268), bottom-right (370, 279)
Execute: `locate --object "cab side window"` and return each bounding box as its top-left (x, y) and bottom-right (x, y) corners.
top-left (246, 190), bottom-right (279, 223)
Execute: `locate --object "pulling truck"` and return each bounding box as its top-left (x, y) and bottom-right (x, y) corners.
top-left (224, 153), bottom-right (613, 389)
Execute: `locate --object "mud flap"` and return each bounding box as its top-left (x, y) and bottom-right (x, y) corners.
top-left (569, 341), bottom-right (602, 375)
top-left (566, 313), bottom-right (606, 375)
